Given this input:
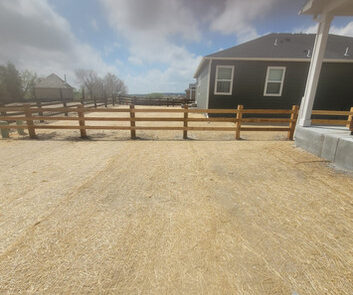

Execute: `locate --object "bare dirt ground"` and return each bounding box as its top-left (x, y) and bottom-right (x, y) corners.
top-left (0, 107), bottom-right (352, 294)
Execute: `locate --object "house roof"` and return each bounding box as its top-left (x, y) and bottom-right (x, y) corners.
top-left (35, 73), bottom-right (72, 89)
top-left (207, 33), bottom-right (353, 60)
top-left (194, 33), bottom-right (353, 77)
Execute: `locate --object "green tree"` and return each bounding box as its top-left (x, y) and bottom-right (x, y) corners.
top-left (21, 70), bottom-right (37, 100)
top-left (0, 62), bottom-right (23, 102)
top-left (147, 92), bottom-right (163, 99)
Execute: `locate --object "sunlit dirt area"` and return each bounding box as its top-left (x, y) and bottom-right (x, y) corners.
top-left (1, 107), bottom-right (352, 294)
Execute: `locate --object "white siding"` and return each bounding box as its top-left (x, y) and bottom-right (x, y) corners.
top-left (195, 60), bottom-right (210, 109)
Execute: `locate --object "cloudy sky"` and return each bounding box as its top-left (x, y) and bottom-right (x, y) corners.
top-left (0, 0), bottom-right (352, 94)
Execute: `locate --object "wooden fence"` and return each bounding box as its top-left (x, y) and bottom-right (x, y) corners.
top-left (116, 96), bottom-right (193, 106)
top-left (312, 107), bottom-right (353, 130)
top-left (0, 104), bottom-right (352, 140)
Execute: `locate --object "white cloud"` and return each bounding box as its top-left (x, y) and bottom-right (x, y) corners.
top-left (209, 0), bottom-right (278, 42)
top-left (101, 0), bottom-right (201, 43)
top-left (100, 0), bottom-right (285, 93)
top-left (0, 0), bottom-right (116, 87)
top-left (128, 56), bottom-right (143, 66)
top-left (331, 21), bottom-right (353, 37)
top-left (91, 19), bottom-right (99, 32)
top-left (100, 0), bottom-right (202, 93)
top-left (125, 55), bottom-right (202, 94)
top-left (294, 21), bottom-right (353, 37)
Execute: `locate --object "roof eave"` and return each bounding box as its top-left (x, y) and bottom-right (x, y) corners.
top-left (193, 57), bottom-right (211, 78)
top-left (299, 0), bottom-right (315, 15)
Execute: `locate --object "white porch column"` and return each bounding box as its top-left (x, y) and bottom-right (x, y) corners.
top-left (298, 13), bottom-right (333, 127)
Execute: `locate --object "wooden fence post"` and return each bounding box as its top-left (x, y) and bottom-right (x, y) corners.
top-left (130, 104), bottom-right (136, 139)
top-left (288, 105), bottom-right (299, 140)
top-left (1, 106), bottom-right (7, 123)
top-left (104, 93), bottom-right (108, 107)
top-left (348, 106), bottom-right (353, 135)
top-left (235, 105), bottom-right (243, 140)
top-left (77, 104), bottom-right (87, 138)
top-left (94, 97), bottom-right (97, 108)
top-left (36, 101), bottom-right (44, 122)
top-left (183, 104), bottom-right (188, 139)
top-left (24, 104), bottom-right (36, 138)
top-left (112, 95), bottom-right (115, 106)
top-left (81, 88), bottom-right (85, 105)
top-left (63, 101), bottom-right (68, 116)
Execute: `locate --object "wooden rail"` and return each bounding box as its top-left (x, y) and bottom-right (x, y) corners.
top-left (0, 104), bottom-right (305, 140)
top-left (117, 96), bottom-right (193, 106)
top-left (0, 99), bottom-right (109, 120)
top-left (312, 107), bottom-right (353, 132)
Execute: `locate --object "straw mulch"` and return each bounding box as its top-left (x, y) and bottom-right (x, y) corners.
top-left (0, 117), bottom-right (352, 294)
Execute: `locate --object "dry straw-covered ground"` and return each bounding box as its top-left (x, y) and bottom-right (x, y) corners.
top-left (0, 107), bottom-right (352, 294)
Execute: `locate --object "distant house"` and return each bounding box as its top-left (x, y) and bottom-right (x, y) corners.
top-left (185, 83), bottom-right (196, 101)
top-left (194, 33), bottom-right (353, 111)
top-left (34, 73), bottom-right (73, 100)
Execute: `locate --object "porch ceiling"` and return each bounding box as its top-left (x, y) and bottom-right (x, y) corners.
top-left (300, 0), bottom-right (353, 16)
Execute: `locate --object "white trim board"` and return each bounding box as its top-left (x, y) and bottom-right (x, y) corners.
top-left (206, 59), bottom-right (212, 109)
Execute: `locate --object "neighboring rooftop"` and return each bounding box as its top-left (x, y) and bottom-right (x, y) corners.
top-left (206, 33), bottom-right (353, 60)
top-left (35, 73), bottom-right (73, 89)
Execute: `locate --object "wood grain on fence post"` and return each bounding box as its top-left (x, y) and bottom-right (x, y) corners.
top-left (183, 104), bottom-right (188, 139)
top-left (235, 105), bottom-right (243, 140)
top-left (63, 101), bottom-right (68, 116)
top-left (348, 106), bottom-right (353, 134)
top-left (36, 101), bottom-right (44, 122)
top-left (24, 104), bottom-right (36, 138)
top-left (288, 105), bottom-right (299, 140)
top-left (77, 104), bottom-right (87, 138)
top-left (130, 104), bottom-right (136, 139)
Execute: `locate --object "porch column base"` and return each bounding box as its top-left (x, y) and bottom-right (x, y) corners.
top-left (297, 118), bottom-right (312, 127)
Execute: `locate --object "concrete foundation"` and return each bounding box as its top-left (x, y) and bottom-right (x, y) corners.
top-left (294, 125), bottom-right (353, 171)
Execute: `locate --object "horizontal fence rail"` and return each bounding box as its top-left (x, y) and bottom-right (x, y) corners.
top-left (0, 104), bottom-right (352, 140)
top-left (312, 107), bottom-right (353, 130)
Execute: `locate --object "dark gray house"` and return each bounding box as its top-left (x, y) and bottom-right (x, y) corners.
top-left (194, 33), bottom-right (353, 111)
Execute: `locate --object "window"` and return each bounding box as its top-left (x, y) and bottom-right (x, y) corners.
top-left (264, 67), bottom-right (286, 96)
top-left (190, 87), bottom-right (195, 100)
top-left (214, 65), bottom-right (234, 95)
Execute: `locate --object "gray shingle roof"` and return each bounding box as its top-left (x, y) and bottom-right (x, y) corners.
top-left (35, 73), bottom-right (72, 89)
top-left (206, 33), bottom-right (353, 60)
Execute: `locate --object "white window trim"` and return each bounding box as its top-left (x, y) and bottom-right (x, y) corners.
top-left (214, 65), bottom-right (234, 95)
top-left (264, 66), bottom-right (286, 97)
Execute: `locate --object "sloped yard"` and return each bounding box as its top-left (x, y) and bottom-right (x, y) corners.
top-left (0, 113), bottom-right (352, 294)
